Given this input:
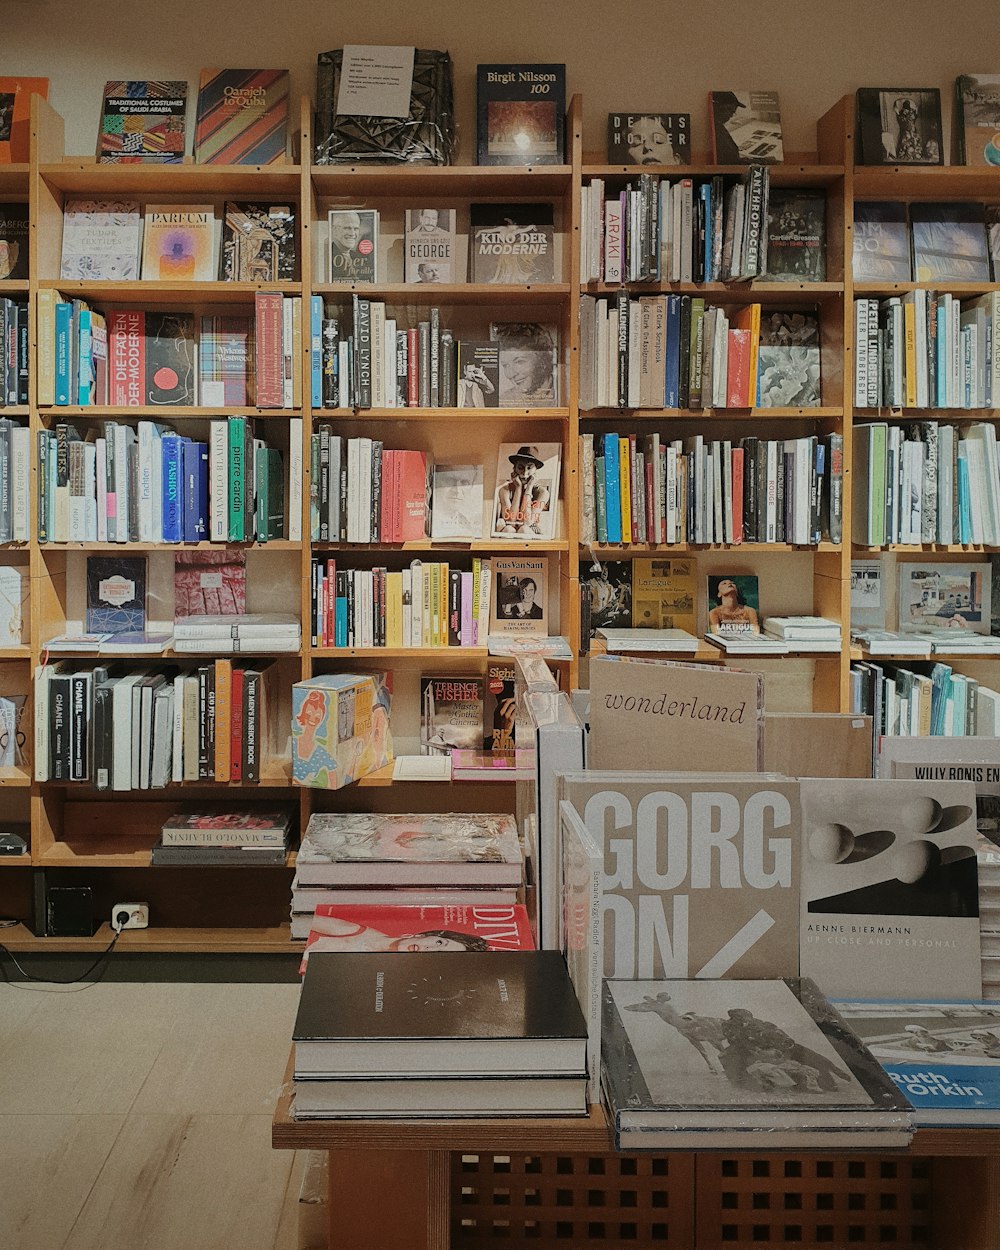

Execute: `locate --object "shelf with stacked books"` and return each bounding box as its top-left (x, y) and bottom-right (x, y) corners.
top-left (311, 407), bottom-right (571, 421)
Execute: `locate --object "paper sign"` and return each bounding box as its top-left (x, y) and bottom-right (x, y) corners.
top-left (336, 45), bottom-right (415, 119)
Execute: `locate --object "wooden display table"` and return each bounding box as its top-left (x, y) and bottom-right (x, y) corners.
top-left (272, 1056), bottom-right (1000, 1250)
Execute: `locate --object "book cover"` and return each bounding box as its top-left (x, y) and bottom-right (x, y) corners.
top-left (219, 202), bottom-right (295, 281)
top-left (709, 91), bottom-right (783, 163)
top-left (97, 80), bottom-right (187, 164)
top-left (956, 75), bottom-right (1000, 166)
top-left (765, 190), bottom-right (826, 282)
top-left (707, 573), bottom-right (761, 636)
top-left (756, 309), bottom-right (821, 407)
top-left (404, 208), bottom-right (457, 284)
top-left (199, 315), bottom-right (252, 405)
top-left (0, 203), bottom-right (28, 280)
top-left (632, 557), bottom-right (697, 632)
top-left (194, 69), bottom-right (289, 165)
top-left (85, 555), bottom-right (146, 634)
top-left (852, 201), bottom-right (911, 280)
top-left (59, 200), bottom-right (142, 281)
top-left (430, 464), bottom-right (484, 540)
top-left (799, 778), bottom-right (982, 999)
top-left (897, 562), bottom-right (990, 635)
top-left (0, 77), bottom-right (48, 163)
top-left (140, 204), bottom-right (216, 280)
top-left (606, 112), bottom-right (690, 165)
top-left (580, 560), bottom-right (632, 639)
top-left (856, 88), bottom-right (944, 166)
top-left (469, 203), bottom-right (555, 284)
top-left (483, 660), bottom-right (517, 752)
top-left (488, 556), bottom-right (548, 636)
top-left (456, 342), bottom-right (499, 408)
top-left (420, 676), bottom-right (485, 755)
top-left (490, 320), bottom-right (560, 405)
top-left (291, 671), bottom-right (392, 789)
top-left (491, 442), bottom-right (561, 540)
top-left (0, 566), bottom-right (27, 646)
top-left (910, 202), bottom-right (991, 282)
top-left (161, 810), bottom-right (291, 845)
top-left (476, 64), bottom-right (566, 165)
top-left (173, 548), bottom-right (247, 617)
top-left (559, 799), bottom-right (603, 1101)
top-left (328, 208), bottom-right (377, 282)
top-left (558, 771), bottom-right (800, 979)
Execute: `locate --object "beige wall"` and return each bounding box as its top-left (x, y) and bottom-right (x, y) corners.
top-left (5, 0), bottom-right (994, 162)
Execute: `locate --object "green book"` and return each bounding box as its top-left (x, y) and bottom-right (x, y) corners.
top-left (228, 416), bottom-right (245, 542)
top-left (594, 453), bottom-right (608, 543)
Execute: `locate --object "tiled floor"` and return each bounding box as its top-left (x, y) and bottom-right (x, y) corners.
top-left (0, 980), bottom-right (307, 1250)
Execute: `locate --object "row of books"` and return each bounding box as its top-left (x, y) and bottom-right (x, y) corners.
top-left (853, 291), bottom-right (1000, 411)
top-left (33, 658), bottom-right (280, 788)
top-left (579, 430), bottom-right (843, 546)
top-left (851, 659), bottom-right (1000, 738)
top-left (853, 199), bottom-right (1000, 283)
top-left (0, 299), bottom-right (28, 407)
top-left (45, 614), bottom-right (302, 657)
top-left (37, 417), bottom-right (302, 545)
top-left (852, 420), bottom-right (1000, 547)
top-left (580, 295), bottom-right (820, 410)
top-left (38, 293), bottom-right (303, 409)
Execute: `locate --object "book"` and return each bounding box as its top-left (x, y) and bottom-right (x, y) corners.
top-left (856, 88), bottom-right (944, 165)
top-left (199, 315), bottom-right (252, 405)
top-left (174, 549), bottom-right (246, 617)
top-left (161, 810), bottom-right (291, 846)
top-left (632, 557), bottom-right (697, 632)
top-left (490, 319), bottom-right (560, 406)
top-left (295, 812), bottom-right (523, 887)
top-left (956, 75), bottom-right (1000, 166)
top-left (193, 69), bottom-right (289, 165)
top-left (898, 562), bottom-right (991, 635)
top-left (0, 77), bottom-right (48, 163)
top-left (391, 755), bottom-right (451, 781)
top-left (456, 342), bottom-right (499, 408)
top-left (602, 977), bottom-right (912, 1150)
top-left (98, 631), bottom-right (171, 654)
top-left (580, 561), bottom-right (632, 639)
top-left (108, 311), bottom-right (196, 406)
top-left (452, 749), bottom-right (532, 779)
top-left (709, 91), bottom-right (783, 163)
top-left (150, 841), bottom-right (286, 865)
top-left (765, 189), bottom-right (826, 282)
top-left (59, 200), bottom-right (142, 281)
top-left (482, 660), bottom-right (516, 752)
top-left (909, 202), bottom-right (991, 282)
top-left (799, 777), bottom-right (982, 999)
top-left (420, 675), bottom-right (485, 755)
top-left (852, 201), bottom-right (911, 280)
top-left (598, 628), bottom-right (700, 653)
top-left (220, 202), bottom-right (296, 282)
top-left (403, 208), bottom-right (457, 284)
top-left (140, 204), bottom-right (216, 281)
top-left (491, 443), bottom-right (561, 541)
top-left (476, 64), bottom-right (566, 165)
top-left (469, 203), bottom-right (555, 284)
top-left (291, 672), bottom-right (392, 789)
top-left (706, 573), bottom-right (761, 637)
top-left (328, 208), bottom-right (377, 282)
top-left (488, 556), bottom-right (548, 636)
top-left (85, 556), bottom-right (146, 635)
top-left (558, 799), bottom-right (603, 1102)
top-left (0, 566), bottom-right (27, 646)
top-left (756, 309), bottom-right (821, 406)
top-left (430, 464), bottom-right (484, 541)
top-left (0, 204), bottom-right (28, 280)
top-left (172, 613), bottom-right (298, 641)
top-left (606, 112), bottom-right (690, 165)
top-left (292, 1072), bottom-right (586, 1119)
top-left (97, 80), bottom-right (187, 163)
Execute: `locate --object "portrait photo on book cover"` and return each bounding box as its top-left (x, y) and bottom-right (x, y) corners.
top-left (328, 208), bottom-right (377, 282)
top-left (492, 443), bottom-right (560, 540)
top-left (838, 1002), bottom-right (1000, 1063)
top-left (858, 88), bottom-right (943, 165)
top-left (707, 574), bottom-right (761, 636)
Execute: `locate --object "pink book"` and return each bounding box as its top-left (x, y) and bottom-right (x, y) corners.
top-left (727, 328), bottom-right (751, 408)
top-left (461, 571), bottom-right (474, 647)
top-left (174, 548), bottom-right (247, 616)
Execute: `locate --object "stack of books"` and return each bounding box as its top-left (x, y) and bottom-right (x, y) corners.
top-left (291, 950), bottom-right (588, 1118)
top-left (172, 613), bottom-right (300, 654)
top-left (151, 809), bottom-right (292, 865)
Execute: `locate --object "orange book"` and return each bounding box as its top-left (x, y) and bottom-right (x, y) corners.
top-left (618, 436), bottom-right (632, 544)
top-left (0, 77), bottom-right (48, 163)
top-left (731, 304), bottom-right (761, 406)
top-left (214, 659), bottom-right (232, 781)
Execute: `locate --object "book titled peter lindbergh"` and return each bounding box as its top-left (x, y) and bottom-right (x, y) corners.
top-left (477, 65), bottom-right (566, 165)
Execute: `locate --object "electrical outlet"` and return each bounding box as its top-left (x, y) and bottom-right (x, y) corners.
top-left (111, 902), bottom-right (149, 932)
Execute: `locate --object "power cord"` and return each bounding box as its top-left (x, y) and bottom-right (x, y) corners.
top-left (0, 929), bottom-right (122, 987)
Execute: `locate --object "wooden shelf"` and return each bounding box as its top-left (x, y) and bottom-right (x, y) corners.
top-left (0, 921), bottom-right (296, 953)
top-left (0, 164), bottom-right (29, 194)
top-left (582, 162), bottom-right (846, 186)
top-left (39, 763), bottom-right (293, 794)
top-left (38, 646), bottom-right (300, 661)
top-left (0, 646), bottom-right (31, 659)
top-left (582, 406), bottom-right (841, 420)
top-left (37, 279), bottom-right (302, 306)
top-left (0, 280), bottom-right (28, 294)
top-left (854, 280), bottom-right (1000, 296)
top-left (312, 647), bottom-right (488, 660)
top-left (584, 542), bottom-right (840, 554)
top-left (312, 540), bottom-right (569, 552)
top-left (0, 853), bottom-right (30, 866)
top-left (39, 406), bottom-right (301, 420)
top-left (0, 767), bottom-right (32, 788)
top-left (39, 161), bottom-right (303, 196)
top-left (853, 164), bottom-right (1000, 199)
top-left (311, 164), bottom-right (573, 197)
top-left (314, 282), bottom-right (569, 303)
top-left (311, 406), bottom-right (569, 421)
top-left (37, 539), bottom-right (301, 552)
top-left (582, 280), bottom-right (843, 301)
top-left (855, 407), bottom-right (1000, 419)
top-left (853, 544), bottom-right (999, 553)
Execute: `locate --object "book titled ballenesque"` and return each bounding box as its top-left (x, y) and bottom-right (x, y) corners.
top-left (601, 978), bottom-right (912, 1150)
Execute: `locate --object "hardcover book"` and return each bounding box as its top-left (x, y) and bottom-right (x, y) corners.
top-left (469, 203), bottom-right (555, 284)
top-left (491, 442), bottom-right (561, 541)
top-left (490, 320), bottom-right (560, 405)
top-left (559, 799), bottom-right (603, 1102)
top-left (295, 811), bottom-right (523, 887)
top-left (404, 208), bottom-right (457, 284)
top-left (194, 69), bottom-right (289, 165)
top-left (108, 311), bottom-right (196, 406)
top-left (140, 204), bottom-right (217, 281)
top-left (897, 562), bottom-right (991, 635)
top-left (173, 548), bottom-right (247, 617)
top-left (430, 464), bottom-right (484, 541)
top-left (606, 112), bottom-right (690, 165)
top-left (0, 203), bottom-right (28, 280)
top-left (60, 199), bottom-right (143, 281)
top-left (483, 660), bottom-right (517, 752)
top-left (0, 566), bottom-right (28, 646)
top-left (852, 201), bottom-right (912, 280)
top-left (956, 75), bottom-right (1000, 166)
top-left (220, 202), bottom-right (296, 281)
top-left (856, 88), bottom-right (944, 166)
top-left (292, 672), bottom-right (392, 789)
top-left (456, 342), bottom-right (499, 408)
top-left (799, 777), bottom-right (982, 999)
top-left (580, 560), bottom-right (632, 639)
top-left (488, 556), bottom-right (549, 636)
top-left (476, 64), bottom-right (566, 165)
top-left (85, 555), bottom-right (146, 634)
top-left (709, 91), bottom-right (783, 163)
top-left (765, 189), bottom-right (826, 282)
top-left (706, 573), bottom-right (761, 637)
top-left (756, 309), bottom-right (821, 407)
top-left (909, 202), bottom-right (991, 282)
top-left (631, 558), bottom-right (697, 632)
top-left (0, 77), bottom-right (48, 163)
top-left (328, 208), bottom-right (378, 282)
top-left (420, 675), bottom-right (485, 755)
top-left (199, 315), bottom-right (252, 405)
top-left (97, 80), bottom-right (187, 164)
top-left (161, 810), bottom-right (291, 846)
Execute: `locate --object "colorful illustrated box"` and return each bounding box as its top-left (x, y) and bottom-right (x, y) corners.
top-left (292, 672), bottom-right (392, 789)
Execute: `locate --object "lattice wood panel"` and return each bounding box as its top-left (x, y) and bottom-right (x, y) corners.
top-left (695, 1154), bottom-right (932, 1250)
top-left (451, 1151), bottom-right (696, 1247)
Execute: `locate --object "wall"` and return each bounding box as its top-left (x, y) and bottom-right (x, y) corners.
top-left (5, 0), bottom-right (992, 161)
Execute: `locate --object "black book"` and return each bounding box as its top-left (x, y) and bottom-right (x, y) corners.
top-left (476, 64), bottom-right (565, 166)
top-left (615, 289), bottom-right (629, 408)
top-left (766, 189), bottom-right (826, 282)
top-left (293, 950), bottom-right (587, 1077)
top-left (69, 672), bottom-right (90, 782)
top-left (17, 304), bottom-right (28, 404)
top-left (370, 440), bottom-right (382, 541)
top-left (468, 203), bottom-right (555, 284)
top-left (220, 201), bottom-right (296, 282)
top-left (856, 88), bottom-right (943, 166)
top-left (196, 664), bottom-right (212, 780)
top-left (909, 202), bottom-right (991, 283)
top-left (0, 204), bottom-right (29, 281)
top-left (606, 113), bottom-right (690, 166)
top-left (353, 296), bottom-right (372, 409)
top-left (321, 319), bottom-right (339, 408)
top-left (49, 672), bottom-right (72, 782)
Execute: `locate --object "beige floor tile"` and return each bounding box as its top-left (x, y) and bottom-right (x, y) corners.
top-left (63, 1113), bottom-right (295, 1250)
top-left (272, 1151), bottom-right (311, 1250)
top-left (0, 1113), bottom-right (124, 1250)
top-left (0, 982), bottom-right (48, 1044)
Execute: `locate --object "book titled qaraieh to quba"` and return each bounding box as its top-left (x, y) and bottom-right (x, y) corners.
top-left (194, 69), bottom-right (289, 165)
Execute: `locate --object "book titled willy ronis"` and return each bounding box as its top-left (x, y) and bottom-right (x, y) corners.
top-left (476, 65), bottom-right (566, 165)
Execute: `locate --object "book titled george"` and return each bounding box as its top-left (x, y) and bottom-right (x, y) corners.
top-left (60, 200), bottom-right (142, 281)
top-left (141, 204), bottom-right (216, 281)
top-left (404, 208), bottom-right (457, 284)
top-left (97, 81), bottom-right (187, 164)
top-left (295, 812), bottom-right (522, 887)
top-left (476, 65), bottom-right (566, 166)
top-left (194, 69), bottom-right (289, 165)
top-left (293, 949), bottom-right (587, 1076)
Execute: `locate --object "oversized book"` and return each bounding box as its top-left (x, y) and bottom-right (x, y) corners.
top-left (291, 672), bottom-right (392, 790)
top-left (174, 548), bottom-right (246, 617)
top-left (476, 64), bottom-right (566, 165)
top-left (97, 80), bottom-right (187, 163)
top-left (85, 556), bottom-right (146, 634)
top-left (956, 75), bottom-right (1000, 167)
top-left (161, 810), bottom-right (291, 846)
top-left (469, 203), bottom-right (555, 284)
top-left (420, 675), bottom-right (485, 755)
top-left (107, 311), bottom-right (196, 406)
top-left (856, 87), bottom-right (944, 166)
top-left (0, 204), bottom-right (28, 280)
top-left (404, 208), bottom-right (457, 284)
top-left (140, 204), bottom-right (217, 281)
top-left (220, 202), bottom-right (296, 282)
top-left (607, 112), bottom-right (690, 165)
top-left (59, 200), bottom-right (142, 281)
top-left (194, 69), bottom-right (289, 165)
top-left (709, 90), bottom-right (783, 163)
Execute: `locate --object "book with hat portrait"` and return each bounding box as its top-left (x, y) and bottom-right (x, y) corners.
top-left (491, 442), bottom-right (561, 541)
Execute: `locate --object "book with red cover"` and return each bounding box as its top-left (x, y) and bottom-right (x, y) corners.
top-left (194, 69), bottom-right (289, 166)
top-left (727, 327), bottom-right (751, 408)
top-left (107, 310), bottom-right (195, 406)
top-left (0, 77), bottom-right (49, 164)
top-left (731, 445), bottom-right (745, 543)
top-left (395, 449), bottom-right (429, 541)
top-left (254, 291), bottom-right (284, 408)
top-left (174, 549), bottom-right (247, 617)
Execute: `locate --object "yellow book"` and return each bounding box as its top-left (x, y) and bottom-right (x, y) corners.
top-left (903, 298), bottom-right (917, 408)
top-left (429, 562), bottom-right (441, 646)
top-left (421, 561), bottom-right (431, 646)
top-left (36, 287), bottom-right (57, 407)
top-left (732, 303), bottom-right (761, 406)
top-left (386, 571), bottom-right (403, 648)
top-left (439, 562), bottom-right (449, 647)
top-left (213, 659), bottom-right (232, 780)
top-left (471, 557), bottom-right (482, 642)
top-left (618, 436), bottom-right (632, 544)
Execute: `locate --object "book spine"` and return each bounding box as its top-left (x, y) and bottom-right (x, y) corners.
top-left (254, 292), bottom-right (284, 408)
top-left (243, 669), bottom-right (260, 783)
top-left (228, 417), bottom-right (245, 541)
top-left (355, 297), bottom-right (372, 409)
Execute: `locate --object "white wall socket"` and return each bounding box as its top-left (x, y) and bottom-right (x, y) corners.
top-left (112, 903), bottom-right (149, 931)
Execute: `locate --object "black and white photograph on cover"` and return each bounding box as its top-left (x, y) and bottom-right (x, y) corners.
top-left (765, 189), bottom-right (826, 282)
top-left (491, 442), bottom-right (561, 540)
top-left (579, 559), bottom-right (631, 637)
top-left (956, 74), bottom-right (1000, 166)
top-left (469, 203), bottom-right (555, 284)
top-left (710, 91), bottom-right (783, 163)
top-left (404, 207), bottom-right (456, 283)
top-left (755, 310), bottom-right (821, 408)
top-left (456, 341), bottom-right (499, 408)
top-left (707, 574), bottom-right (761, 636)
top-left (328, 207), bottom-right (377, 282)
top-left (430, 464), bottom-right (484, 541)
top-left (838, 1001), bottom-right (1000, 1061)
top-left (852, 201), bottom-right (912, 280)
top-left (856, 88), bottom-right (943, 166)
top-left (606, 113), bottom-right (690, 166)
top-left (489, 556), bottom-right (549, 635)
top-left (490, 321), bottom-right (559, 406)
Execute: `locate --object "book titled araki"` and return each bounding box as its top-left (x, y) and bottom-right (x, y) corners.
top-left (476, 64), bottom-right (566, 165)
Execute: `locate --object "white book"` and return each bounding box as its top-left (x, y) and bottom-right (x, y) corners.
top-left (83, 442), bottom-right (97, 541)
top-left (409, 560), bottom-right (422, 648)
top-left (658, 181), bottom-right (672, 281)
top-left (913, 292), bottom-right (928, 408)
top-left (0, 567), bottom-right (26, 649)
top-left (705, 632), bottom-right (790, 654)
top-left (137, 423), bottom-right (155, 541)
top-left (95, 436), bottom-right (108, 543)
top-left (171, 672), bottom-right (185, 784)
top-left (112, 673), bottom-right (144, 791)
top-left (34, 664), bottom-right (59, 782)
top-left (384, 317), bottom-right (396, 408)
top-left (763, 615), bottom-right (841, 639)
top-left (150, 685), bottom-right (173, 790)
top-left (597, 627), bottom-right (700, 653)
top-left (345, 437), bottom-right (360, 543)
top-left (627, 301), bottom-right (641, 408)
top-left (965, 436), bottom-right (987, 545)
top-left (114, 424), bottom-right (130, 543)
top-left (938, 423), bottom-right (954, 544)
top-left (11, 425), bottom-right (29, 543)
top-left (679, 180), bottom-right (694, 283)
top-left (369, 301), bottom-right (384, 408)
top-left (288, 417), bottom-right (303, 541)
top-left (338, 340), bottom-right (350, 408)
top-left (594, 304), bottom-right (608, 408)
top-left (765, 439), bottom-right (778, 542)
top-left (172, 636), bottom-right (300, 654)
top-left (603, 199), bottom-right (622, 284)
top-left (359, 436), bottom-right (373, 542)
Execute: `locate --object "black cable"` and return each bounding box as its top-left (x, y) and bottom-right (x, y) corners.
top-left (0, 930), bottom-right (122, 986)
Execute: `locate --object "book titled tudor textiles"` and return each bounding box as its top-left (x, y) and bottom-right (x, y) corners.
top-left (476, 64), bottom-right (565, 165)
top-left (194, 69), bottom-right (289, 165)
top-left (97, 80), bottom-right (187, 163)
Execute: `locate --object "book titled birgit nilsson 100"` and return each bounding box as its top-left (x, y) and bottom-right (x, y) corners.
top-left (476, 64), bottom-right (566, 165)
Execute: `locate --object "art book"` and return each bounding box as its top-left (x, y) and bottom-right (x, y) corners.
top-left (430, 464), bottom-right (484, 541)
top-left (483, 660), bottom-right (516, 752)
top-left (631, 557), bottom-right (696, 632)
top-left (706, 573), bottom-right (761, 636)
top-left (765, 189), bottom-right (826, 282)
top-left (107, 311), bottom-right (196, 406)
top-left (85, 555), bottom-right (146, 634)
top-left (709, 90), bottom-right (783, 163)
top-left (0, 203), bottom-right (28, 280)
top-left (852, 202), bottom-right (911, 280)
top-left (456, 342), bottom-right (499, 408)
top-left (295, 812), bottom-right (523, 887)
top-left (97, 80), bottom-right (187, 163)
top-left (956, 75), bottom-right (1000, 166)
top-left (877, 736), bottom-right (1000, 846)
top-left (328, 208), bottom-right (378, 283)
top-left (199, 315), bottom-right (252, 405)
top-left (476, 64), bottom-right (566, 165)
top-left (404, 208), bottom-right (457, 284)
top-left (173, 548), bottom-right (246, 617)
top-left (0, 566), bottom-right (28, 647)
top-left (420, 675), bottom-right (485, 755)
top-left (606, 112), bottom-right (690, 165)
top-left (469, 203), bottom-right (555, 284)
top-left (488, 556), bottom-right (548, 636)
top-left (897, 562), bottom-right (991, 635)
top-left (909, 202), bottom-right (991, 282)
top-left (60, 200), bottom-right (143, 281)
top-left (292, 672), bottom-right (392, 790)
top-left (194, 69), bottom-right (289, 165)
top-left (756, 310), bottom-right (821, 407)
top-left (490, 320), bottom-right (560, 406)
top-left (556, 771), bottom-right (800, 980)
top-left (856, 87), bottom-right (944, 166)
top-left (161, 811), bottom-right (291, 846)
top-left (140, 205), bottom-right (217, 281)
top-left (0, 77), bottom-right (48, 163)
top-left (799, 778), bottom-right (982, 1000)
top-left (491, 442), bottom-right (561, 541)
top-left (220, 202), bottom-right (296, 281)
top-left (580, 560), bottom-right (632, 639)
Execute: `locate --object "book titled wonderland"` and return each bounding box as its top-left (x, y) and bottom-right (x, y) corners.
top-left (97, 80), bottom-right (187, 163)
top-left (85, 555), bottom-right (146, 634)
top-left (194, 69), bottom-right (289, 165)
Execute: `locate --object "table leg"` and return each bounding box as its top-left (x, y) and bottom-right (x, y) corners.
top-left (327, 1147), bottom-right (451, 1250)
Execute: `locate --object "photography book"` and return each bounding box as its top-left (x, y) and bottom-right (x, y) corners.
top-left (469, 203), bottom-right (555, 284)
top-left (328, 208), bottom-right (378, 282)
top-left (852, 201), bottom-right (911, 280)
top-left (97, 80), bottom-right (187, 163)
top-left (456, 341), bottom-right (500, 408)
top-left (488, 555), bottom-right (548, 636)
top-left (709, 91), bottom-right (783, 163)
top-left (420, 675), bottom-right (485, 755)
top-left (0, 203), bottom-right (28, 280)
top-left (897, 562), bottom-right (991, 635)
top-left (606, 113), bottom-right (690, 165)
top-left (59, 200), bottom-right (142, 281)
top-left (140, 204), bottom-right (216, 281)
top-left (580, 560), bottom-right (632, 639)
top-left (430, 464), bottom-right (484, 540)
top-left (491, 442), bottom-right (561, 541)
top-left (856, 88), bottom-right (944, 166)
top-left (404, 208), bottom-right (457, 284)
top-left (755, 310), bottom-right (821, 407)
top-left (909, 202), bottom-right (991, 282)
top-left (193, 69), bottom-right (289, 165)
top-left (956, 75), bottom-right (1000, 167)
top-left (476, 64), bottom-right (566, 165)
top-left (706, 572), bottom-right (761, 637)
top-left (765, 189), bottom-right (826, 282)
top-left (631, 557), bottom-right (697, 632)
top-left (220, 202), bottom-right (296, 281)
top-left (85, 556), bottom-right (146, 635)
top-left (161, 810), bottom-right (291, 846)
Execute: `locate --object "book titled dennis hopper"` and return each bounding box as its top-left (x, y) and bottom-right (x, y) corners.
top-left (97, 81), bottom-right (187, 163)
top-left (476, 64), bottom-right (566, 165)
top-left (194, 69), bottom-right (289, 165)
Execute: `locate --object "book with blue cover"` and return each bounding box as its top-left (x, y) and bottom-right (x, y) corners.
top-left (86, 556), bottom-right (146, 634)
